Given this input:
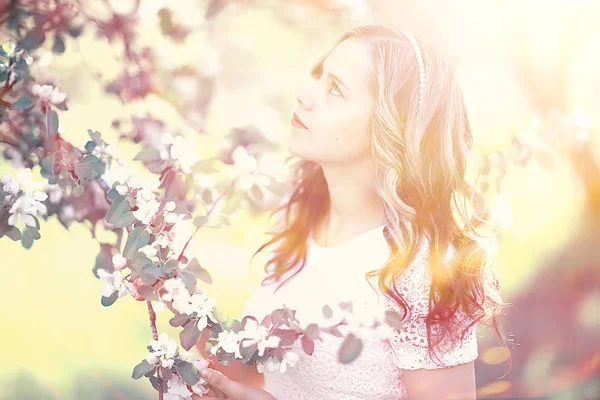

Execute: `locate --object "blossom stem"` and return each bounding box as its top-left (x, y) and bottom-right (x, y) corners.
top-left (177, 178), bottom-right (238, 262)
top-left (147, 300), bottom-right (164, 399)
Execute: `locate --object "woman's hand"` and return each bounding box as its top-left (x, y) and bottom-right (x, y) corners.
top-left (190, 368), bottom-right (276, 400)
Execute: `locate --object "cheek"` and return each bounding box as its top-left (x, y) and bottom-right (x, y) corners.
top-left (319, 105), bottom-right (371, 148)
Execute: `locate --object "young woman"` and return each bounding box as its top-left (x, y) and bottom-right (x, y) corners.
top-left (194, 24), bottom-right (511, 400)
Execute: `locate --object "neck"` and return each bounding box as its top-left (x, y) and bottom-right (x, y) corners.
top-left (317, 156), bottom-right (386, 242)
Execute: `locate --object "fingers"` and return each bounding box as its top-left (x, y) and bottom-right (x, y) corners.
top-left (206, 386), bottom-right (227, 398)
top-left (191, 391), bottom-right (224, 400)
top-left (200, 368), bottom-right (247, 400)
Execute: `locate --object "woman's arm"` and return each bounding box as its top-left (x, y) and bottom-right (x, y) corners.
top-left (402, 361), bottom-right (476, 400)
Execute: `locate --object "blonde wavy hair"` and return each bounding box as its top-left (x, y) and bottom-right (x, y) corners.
top-left (251, 25), bottom-right (512, 373)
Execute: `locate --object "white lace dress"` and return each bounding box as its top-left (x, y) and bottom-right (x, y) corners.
top-left (242, 224), bottom-right (478, 400)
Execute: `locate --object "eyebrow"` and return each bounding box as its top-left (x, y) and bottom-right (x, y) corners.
top-left (310, 61), bottom-right (351, 94)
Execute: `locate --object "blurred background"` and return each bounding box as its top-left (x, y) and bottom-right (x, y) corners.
top-left (1, 0), bottom-right (599, 398)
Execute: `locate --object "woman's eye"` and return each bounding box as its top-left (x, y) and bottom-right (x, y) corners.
top-left (312, 70), bottom-right (342, 97)
top-left (329, 81), bottom-right (341, 96)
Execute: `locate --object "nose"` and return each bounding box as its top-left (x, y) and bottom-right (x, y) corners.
top-left (294, 79), bottom-right (314, 110)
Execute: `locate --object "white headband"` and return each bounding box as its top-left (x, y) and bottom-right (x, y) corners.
top-left (400, 30), bottom-right (425, 109)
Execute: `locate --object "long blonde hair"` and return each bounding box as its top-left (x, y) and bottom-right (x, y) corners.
top-left (252, 25), bottom-right (512, 373)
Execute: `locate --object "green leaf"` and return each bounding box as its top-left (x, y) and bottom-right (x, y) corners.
top-left (112, 212), bottom-right (137, 228)
top-left (305, 323), bottom-right (320, 340)
top-left (21, 228), bottom-right (34, 249)
top-left (84, 141), bottom-right (96, 152)
top-left (12, 94), bottom-right (33, 110)
top-left (240, 342), bottom-right (257, 363)
top-left (172, 205), bottom-right (192, 220)
top-left (140, 265), bottom-right (164, 285)
top-left (179, 270), bottom-right (196, 293)
top-left (131, 252), bottom-right (153, 270)
top-left (137, 285), bottom-right (158, 301)
top-left (163, 259), bottom-right (179, 273)
top-left (101, 291), bottom-right (118, 307)
top-left (273, 329), bottom-right (296, 347)
top-left (174, 360), bottom-right (200, 386)
top-left (123, 227), bottom-right (149, 258)
top-left (76, 154), bottom-right (105, 181)
top-left (6, 226), bottom-right (21, 241)
top-left (384, 310), bottom-right (404, 330)
top-left (40, 155), bottom-right (54, 175)
top-left (67, 25), bottom-right (84, 38)
top-left (215, 348), bottom-right (233, 366)
top-left (106, 195), bottom-right (131, 225)
top-left (52, 34), bottom-right (65, 54)
top-left (134, 148), bottom-right (161, 162)
top-left (21, 30), bottom-right (46, 51)
top-left (182, 258), bottom-right (212, 284)
top-left (46, 109), bottom-right (58, 136)
top-left (301, 336), bottom-right (314, 356)
top-left (132, 359), bottom-right (156, 379)
top-left (338, 333), bottom-right (362, 364)
top-left (28, 226), bottom-right (41, 239)
top-left (169, 313), bottom-right (189, 328)
top-left (107, 182), bottom-right (120, 201)
top-left (193, 215), bottom-right (209, 228)
top-left (180, 320), bottom-right (202, 351)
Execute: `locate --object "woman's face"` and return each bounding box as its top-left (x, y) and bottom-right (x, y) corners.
top-left (288, 38), bottom-right (376, 164)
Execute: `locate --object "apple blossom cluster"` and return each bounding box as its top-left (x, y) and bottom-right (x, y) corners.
top-left (31, 83), bottom-right (67, 107)
top-left (160, 133), bottom-right (197, 175)
top-left (133, 332), bottom-right (211, 399)
top-left (1, 168), bottom-right (47, 228)
top-left (180, 300), bottom-right (405, 375)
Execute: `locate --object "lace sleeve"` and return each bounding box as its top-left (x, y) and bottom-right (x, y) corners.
top-left (384, 246), bottom-right (478, 370)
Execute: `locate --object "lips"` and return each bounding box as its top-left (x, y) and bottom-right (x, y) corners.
top-left (292, 111), bottom-right (308, 129)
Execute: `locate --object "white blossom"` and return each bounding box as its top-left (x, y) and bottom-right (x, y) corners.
top-left (46, 183), bottom-right (63, 204)
top-left (115, 175), bottom-right (160, 200)
top-left (165, 201), bottom-right (176, 212)
top-left (166, 372), bottom-right (193, 397)
top-left (31, 83), bottom-right (67, 105)
top-left (97, 268), bottom-right (135, 298)
top-left (153, 300), bottom-right (166, 313)
top-left (146, 332), bottom-right (178, 366)
top-left (139, 244), bottom-right (158, 258)
top-left (112, 253), bottom-right (127, 271)
top-left (279, 349), bottom-right (300, 373)
top-left (239, 318), bottom-right (281, 357)
top-left (256, 357), bottom-right (282, 374)
top-left (59, 204), bottom-right (74, 223)
top-left (156, 228), bottom-right (177, 248)
top-left (178, 351), bottom-right (210, 396)
top-left (193, 172), bottom-right (219, 208)
top-left (257, 152), bottom-right (290, 184)
top-left (196, 42), bottom-right (221, 78)
top-left (174, 292), bottom-right (218, 331)
top-left (169, 135), bottom-right (197, 174)
top-left (222, 146), bottom-right (270, 191)
top-left (4, 146), bottom-right (24, 169)
top-left (132, 188), bottom-right (161, 224)
top-left (162, 277), bottom-right (188, 302)
top-left (161, 358), bottom-right (174, 369)
top-left (7, 190), bottom-right (47, 227)
top-left (210, 329), bottom-right (243, 359)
